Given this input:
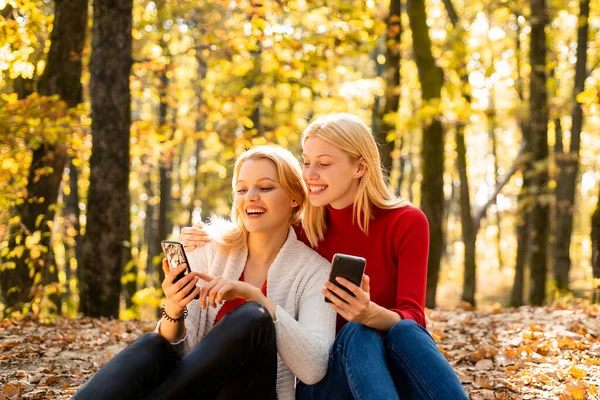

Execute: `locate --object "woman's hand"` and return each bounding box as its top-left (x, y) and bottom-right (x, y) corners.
top-left (197, 272), bottom-right (260, 309)
top-left (161, 259), bottom-right (201, 319)
top-left (178, 223), bottom-right (210, 252)
top-left (323, 274), bottom-right (375, 325)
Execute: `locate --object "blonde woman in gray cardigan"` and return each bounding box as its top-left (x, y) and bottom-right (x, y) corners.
top-left (73, 146), bottom-right (336, 400)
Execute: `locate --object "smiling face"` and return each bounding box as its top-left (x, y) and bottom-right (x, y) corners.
top-left (302, 136), bottom-right (365, 209)
top-left (234, 158), bottom-right (298, 234)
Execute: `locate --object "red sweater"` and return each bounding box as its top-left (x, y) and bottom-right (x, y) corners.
top-left (296, 204), bottom-right (429, 331)
top-left (214, 273), bottom-right (267, 324)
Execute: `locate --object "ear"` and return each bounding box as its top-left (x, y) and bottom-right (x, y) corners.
top-left (354, 160), bottom-right (367, 179)
top-left (291, 199), bottom-right (299, 208)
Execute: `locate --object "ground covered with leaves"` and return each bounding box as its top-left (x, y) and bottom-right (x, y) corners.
top-left (1, 305), bottom-right (599, 399)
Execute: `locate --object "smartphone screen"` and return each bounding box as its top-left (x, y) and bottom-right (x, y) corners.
top-left (325, 253), bottom-right (366, 303)
top-left (161, 240), bottom-right (199, 299)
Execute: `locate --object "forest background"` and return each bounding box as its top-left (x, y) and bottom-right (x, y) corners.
top-left (0, 0), bottom-right (600, 336)
top-left (1, 0), bottom-right (600, 398)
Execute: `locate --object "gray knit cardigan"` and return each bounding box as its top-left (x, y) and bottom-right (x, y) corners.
top-left (157, 227), bottom-right (336, 400)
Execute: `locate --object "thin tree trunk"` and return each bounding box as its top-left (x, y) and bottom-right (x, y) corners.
top-left (408, 0), bottom-right (445, 308)
top-left (528, 0), bottom-right (550, 306)
top-left (397, 136), bottom-right (406, 196)
top-left (553, 0), bottom-right (590, 292)
top-left (442, 0), bottom-right (478, 305)
top-left (65, 160), bottom-right (82, 294)
top-left (189, 52), bottom-right (208, 224)
top-left (591, 183), bottom-right (600, 303)
top-left (511, 13), bottom-right (531, 307)
top-left (248, 0), bottom-right (264, 138)
top-left (375, 0), bottom-right (402, 178)
top-left (144, 161), bottom-right (159, 289)
top-left (156, 69), bottom-right (172, 286)
top-left (1, 0), bottom-right (87, 314)
top-left (80, 0), bottom-right (132, 318)
top-left (488, 86), bottom-right (504, 269)
top-left (457, 126), bottom-right (477, 305)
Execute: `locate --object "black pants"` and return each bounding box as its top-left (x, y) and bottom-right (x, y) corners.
top-left (73, 302), bottom-right (277, 400)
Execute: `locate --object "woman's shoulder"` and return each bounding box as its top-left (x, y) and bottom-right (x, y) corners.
top-left (287, 233), bottom-right (330, 269)
top-left (377, 204), bottom-right (428, 226)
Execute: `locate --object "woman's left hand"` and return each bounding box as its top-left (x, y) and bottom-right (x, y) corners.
top-left (197, 273), bottom-right (259, 309)
top-left (323, 274), bottom-right (374, 325)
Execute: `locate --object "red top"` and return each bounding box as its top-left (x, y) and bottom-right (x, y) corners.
top-left (214, 272), bottom-right (268, 324)
top-left (295, 203), bottom-right (429, 331)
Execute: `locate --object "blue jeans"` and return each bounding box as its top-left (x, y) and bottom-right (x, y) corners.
top-left (296, 320), bottom-right (468, 400)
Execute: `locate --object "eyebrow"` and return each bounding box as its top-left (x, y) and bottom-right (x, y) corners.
top-left (301, 154), bottom-right (334, 158)
top-left (236, 177), bottom-right (278, 184)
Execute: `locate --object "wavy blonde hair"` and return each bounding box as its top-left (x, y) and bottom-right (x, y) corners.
top-left (302, 113), bottom-right (410, 247)
top-left (216, 145), bottom-right (307, 250)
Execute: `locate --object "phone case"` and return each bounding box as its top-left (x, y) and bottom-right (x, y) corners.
top-left (325, 253), bottom-right (366, 303)
top-left (161, 240), bottom-right (199, 299)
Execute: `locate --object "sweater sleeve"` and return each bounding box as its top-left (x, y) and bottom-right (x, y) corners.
top-left (389, 207), bottom-right (429, 328)
top-left (272, 254), bottom-right (336, 385)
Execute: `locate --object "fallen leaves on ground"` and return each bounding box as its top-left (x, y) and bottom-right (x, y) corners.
top-left (429, 304), bottom-right (600, 399)
top-left (0, 305), bottom-right (599, 399)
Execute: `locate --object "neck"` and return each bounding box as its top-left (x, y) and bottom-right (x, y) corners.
top-left (247, 224), bottom-right (289, 268)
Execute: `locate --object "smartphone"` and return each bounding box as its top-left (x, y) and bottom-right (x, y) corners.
top-left (161, 240), bottom-right (199, 299)
top-left (325, 253), bottom-right (366, 303)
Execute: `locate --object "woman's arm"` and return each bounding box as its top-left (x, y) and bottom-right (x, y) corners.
top-left (272, 258), bottom-right (336, 385)
top-left (323, 275), bottom-right (401, 331)
top-left (388, 208), bottom-right (429, 327)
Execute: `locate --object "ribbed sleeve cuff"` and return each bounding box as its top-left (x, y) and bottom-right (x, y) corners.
top-left (390, 308), bottom-right (426, 329)
top-left (154, 319), bottom-right (187, 345)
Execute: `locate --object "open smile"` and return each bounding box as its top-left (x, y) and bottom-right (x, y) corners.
top-left (246, 207), bottom-right (267, 218)
top-left (308, 184), bottom-right (328, 195)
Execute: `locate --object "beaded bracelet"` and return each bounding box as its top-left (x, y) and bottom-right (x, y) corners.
top-left (160, 305), bottom-right (188, 323)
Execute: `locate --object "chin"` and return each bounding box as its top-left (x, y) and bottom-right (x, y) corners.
top-left (307, 197), bottom-right (330, 208)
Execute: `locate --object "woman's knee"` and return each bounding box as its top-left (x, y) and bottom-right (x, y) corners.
top-left (133, 332), bottom-right (171, 351)
top-left (222, 301), bottom-right (274, 335)
top-left (336, 322), bottom-right (381, 346)
top-left (127, 332), bottom-right (178, 363)
top-left (386, 319), bottom-right (432, 348)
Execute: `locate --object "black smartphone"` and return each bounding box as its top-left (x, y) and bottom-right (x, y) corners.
top-left (325, 253), bottom-right (366, 303)
top-left (161, 240), bottom-right (199, 299)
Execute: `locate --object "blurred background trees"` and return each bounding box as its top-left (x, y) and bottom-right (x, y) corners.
top-left (1, 0), bottom-right (599, 318)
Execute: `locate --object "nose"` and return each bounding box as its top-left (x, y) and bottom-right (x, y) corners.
top-left (304, 164), bottom-right (319, 180)
top-left (246, 187), bottom-right (260, 201)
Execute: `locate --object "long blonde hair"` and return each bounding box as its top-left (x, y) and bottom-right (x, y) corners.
top-left (302, 113), bottom-right (410, 247)
top-left (216, 145), bottom-right (307, 250)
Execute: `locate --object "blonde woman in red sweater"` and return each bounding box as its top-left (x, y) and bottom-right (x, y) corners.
top-left (181, 114), bottom-right (467, 399)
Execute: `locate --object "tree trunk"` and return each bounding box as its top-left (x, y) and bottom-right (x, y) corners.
top-left (553, 0), bottom-right (590, 292)
top-left (511, 13), bottom-right (531, 307)
top-left (1, 0), bottom-right (87, 314)
top-left (408, 0), bottom-right (445, 308)
top-left (80, 0), bottom-right (132, 318)
top-left (375, 0), bottom-right (402, 178)
top-left (248, 0), bottom-right (264, 138)
top-left (155, 68), bottom-right (172, 286)
top-left (143, 161), bottom-right (159, 288)
top-left (488, 88), bottom-right (504, 270)
top-left (528, 0), bottom-right (550, 306)
top-left (591, 184), bottom-right (600, 303)
top-left (441, 0), bottom-right (479, 305)
top-left (457, 126), bottom-right (477, 305)
top-left (65, 160), bottom-right (82, 292)
top-left (188, 53), bottom-right (208, 225)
